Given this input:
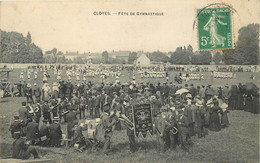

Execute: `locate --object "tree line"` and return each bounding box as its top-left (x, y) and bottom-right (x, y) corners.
top-left (0, 23), bottom-right (259, 65)
top-left (0, 30), bottom-right (43, 63)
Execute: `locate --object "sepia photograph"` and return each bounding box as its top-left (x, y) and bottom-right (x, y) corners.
top-left (0, 0), bottom-right (259, 162)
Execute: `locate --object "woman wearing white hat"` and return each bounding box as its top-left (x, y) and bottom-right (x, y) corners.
top-left (195, 100), bottom-right (206, 138)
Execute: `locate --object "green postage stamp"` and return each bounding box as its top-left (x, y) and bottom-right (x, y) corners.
top-left (197, 8), bottom-right (233, 50)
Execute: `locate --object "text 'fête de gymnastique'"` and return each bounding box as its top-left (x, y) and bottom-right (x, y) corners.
top-left (93, 11), bottom-right (164, 16)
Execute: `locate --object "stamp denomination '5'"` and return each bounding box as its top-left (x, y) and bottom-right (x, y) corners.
top-left (197, 8), bottom-right (233, 50)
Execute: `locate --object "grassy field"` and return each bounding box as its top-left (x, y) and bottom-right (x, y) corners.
top-left (0, 68), bottom-right (259, 162)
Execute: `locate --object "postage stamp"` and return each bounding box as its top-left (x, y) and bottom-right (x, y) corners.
top-left (197, 7), bottom-right (233, 50)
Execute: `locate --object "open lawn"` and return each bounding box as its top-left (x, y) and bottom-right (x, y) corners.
top-left (0, 68), bottom-right (259, 162)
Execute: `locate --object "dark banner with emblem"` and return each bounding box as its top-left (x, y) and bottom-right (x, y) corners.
top-left (132, 104), bottom-right (153, 138)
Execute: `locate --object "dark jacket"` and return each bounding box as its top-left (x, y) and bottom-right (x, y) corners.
top-left (19, 107), bottom-right (28, 122)
top-left (39, 124), bottom-right (49, 137)
top-left (49, 123), bottom-right (62, 139)
top-left (33, 87), bottom-right (41, 97)
top-left (26, 121), bottom-right (39, 140)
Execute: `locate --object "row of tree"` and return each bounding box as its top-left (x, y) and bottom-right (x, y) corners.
top-left (222, 24), bottom-right (259, 65)
top-left (0, 30), bottom-right (43, 63)
top-left (0, 23), bottom-right (258, 65)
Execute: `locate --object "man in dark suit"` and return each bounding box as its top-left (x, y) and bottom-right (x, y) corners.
top-left (101, 104), bottom-right (117, 154)
top-left (66, 105), bottom-right (80, 141)
top-left (94, 92), bottom-right (101, 118)
top-left (189, 84), bottom-right (197, 99)
top-left (33, 83), bottom-right (41, 103)
top-left (33, 103), bottom-right (41, 124)
top-left (12, 132), bottom-right (40, 159)
top-left (123, 98), bottom-right (136, 153)
top-left (39, 119), bottom-right (49, 146)
top-left (100, 92), bottom-right (112, 113)
top-left (49, 117), bottom-right (62, 147)
top-left (25, 118), bottom-right (39, 145)
top-left (9, 116), bottom-right (22, 139)
top-left (79, 95), bottom-right (87, 119)
top-left (17, 81), bottom-right (22, 97)
top-left (26, 83), bottom-right (34, 103)
top-left (65, 81), bottom-right (73, 100)
top-left (42, 100), bottom-right (52, 124)
top-left (19, 102), bottom-right (28, 125)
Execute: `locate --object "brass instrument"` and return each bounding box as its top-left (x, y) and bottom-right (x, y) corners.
top-left (118, 114), bottom-right (134, 131)
top-left (170, 126), bottom-right (178, 135)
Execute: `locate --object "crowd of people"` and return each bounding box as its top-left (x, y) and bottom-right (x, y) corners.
top-left (7, 67), bottom-right (260, 160)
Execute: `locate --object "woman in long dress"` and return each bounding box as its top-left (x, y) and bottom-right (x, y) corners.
top-left (209, 99), bottom-right (222, 132)
top-left (220, 103), bottom-right (229, 128)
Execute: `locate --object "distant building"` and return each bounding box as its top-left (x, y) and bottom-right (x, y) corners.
top-left (110, 50), bottom-right (130, 63)
top-left (110, 51), bottom-right (130, 58)
top-left (64, 52), bottom-right (79, 60)
top-left (115, 56), bottom-right (129, 62)
top-left (134, 54), bottom-right (150, 66)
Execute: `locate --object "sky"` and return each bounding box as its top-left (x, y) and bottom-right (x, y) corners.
top-left (0, 0), bottom-right (259, 53)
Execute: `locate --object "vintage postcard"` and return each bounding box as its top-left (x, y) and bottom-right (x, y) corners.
top-left (0, 0), bottom-right (259, 162)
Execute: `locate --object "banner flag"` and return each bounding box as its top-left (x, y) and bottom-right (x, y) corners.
top-left (132, 104), bottom-right (153, 138)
